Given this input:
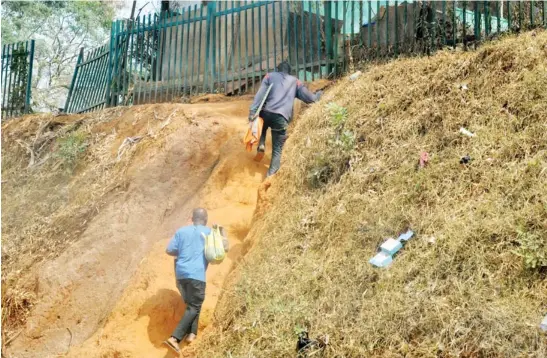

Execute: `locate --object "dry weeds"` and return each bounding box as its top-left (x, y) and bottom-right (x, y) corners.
top-left (198, 31), bottom-right (547, 357)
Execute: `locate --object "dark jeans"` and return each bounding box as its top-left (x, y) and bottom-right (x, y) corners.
top-left (258, 111), bottom-right (288, 177)
top-left (171, 278), bottom-right (206, 340)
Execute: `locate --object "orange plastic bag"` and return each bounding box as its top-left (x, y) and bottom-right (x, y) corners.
top-left (244, 117), bottom-right (263, 152)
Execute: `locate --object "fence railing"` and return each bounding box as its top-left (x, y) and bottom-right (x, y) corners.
top-left (64, 44), bottom-right (110, 114)
top-left (64, 1), bottom-right (547, 114)
top-left (1, 40), bottom-right (35, 118)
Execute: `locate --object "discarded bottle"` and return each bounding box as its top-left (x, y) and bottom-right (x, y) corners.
top-left (349, 71), bottom-right (362, 81)
top-left (459, 127), bottom-right (476, 137)
top-left (541, 314), bottom-right (547, 332)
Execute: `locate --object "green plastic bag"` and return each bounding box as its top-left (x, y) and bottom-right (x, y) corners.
top-left (203, 224), bottom-right (226, 264)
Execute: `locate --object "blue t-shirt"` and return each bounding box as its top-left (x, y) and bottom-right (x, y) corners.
top-left (166, 225), bottom-right (211, 282)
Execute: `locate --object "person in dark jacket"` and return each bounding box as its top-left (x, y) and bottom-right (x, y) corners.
top-left (249, 61), bottom-right (322, 177)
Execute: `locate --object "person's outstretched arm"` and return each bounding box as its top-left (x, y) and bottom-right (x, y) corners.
top-left (249, 74), bottom-right (272, 120)
top-left (296, 80), bottom-right (322, 104)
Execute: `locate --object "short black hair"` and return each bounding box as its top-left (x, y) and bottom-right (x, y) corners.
top-left (192, 208), bottom-right (208, 225)
top-left (277, 61), bottom-right (291, 74)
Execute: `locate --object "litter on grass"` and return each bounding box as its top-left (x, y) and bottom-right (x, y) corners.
top-left (370, 230), bottom-right (414, 268)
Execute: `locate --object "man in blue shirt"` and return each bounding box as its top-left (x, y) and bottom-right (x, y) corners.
top-left (249, 61), bottom-right (322, 176)
top-left (163, 208), bottom-right (228, 353)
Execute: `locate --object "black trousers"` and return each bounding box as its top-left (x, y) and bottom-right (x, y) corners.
top-left (171, 278), bottom-right (206, 340)
top-left (258, 110), bottom-right (288, 177)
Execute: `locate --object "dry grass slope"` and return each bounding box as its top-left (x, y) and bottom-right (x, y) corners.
top-left (198, 31), bottom-right (547, 357)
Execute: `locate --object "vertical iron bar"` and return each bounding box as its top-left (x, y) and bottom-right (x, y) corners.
top-left (204, 3), bottom-right (212, 92)
top-left (507, 1), bottom-right (512, 31)
top-left (9, 43), bottom-right (20, 117)
top-left (129, 18), bottom-right (135, 104)
top-left (300, 0), bottom-right (305, 80)
top-left (287, 0), bottom-right (291, 69)
top-left (197, 5), bottom-right (204, 95)
top-left (273, 1), bottom-right (277, 74)
top-left (251, 2), bottom-right (256, 92)
top-left (280, 0), bottom-right (284, 61)
top-left (342, 1), bottom-right (347, 74)
top-left (368, 0), bottom-right (372, 49)
top-left (137, 16), bottom-right (143, 105)
top-left (191, 5), bottom-right (198, 96)
top-left (519, 0), bottom-right (523, 31)
top-left (237, 1), bottom-right (242, 93)
top-left (453, 0), bottom-right (457, 48)
top-left (376, 1), bottom-right (380, 57)
top-left (404, 0), bottom-right (408, 51)
top-left (544, 0), bottom-right (547, 28)
top-left (316, 0), bottom-right (321, 79)
top-left (334, 1), bottom-right (339, 74)
top-left (530, 0), bottom-right (535, 28)
top-left (216, 2), bottom-right (221, 92)
top-left (185, 7), bottom-right (192, 96)
top-left (395, 0), bottom-right (399, 56)
top-left (496, 1), bottom-right (501, 33)
top-left (161, 12), bottom-right (168, 101)
top-left (386, 0), bottom-right (390, 56)
top-left (172, 11), bottom-right (179, 100)
top-left (106, 22), bottom-right (115, 107)
top-left (2, 44), bottom-right (9, 114)
top-left (1, 44), bottom-right (7, 116)
top-left (25, 40), bottom-right (35, 113)
top-left (294, 1), bottom-right (299, 80)
top-left (224, 4), bottom-right (229, 93)
top-left (211, 2), bottom-right (217, 92)
top-left (309, 1), bottom-right (315, 81)
top-left (245, 2), bottom-right (250, 90)
top-left (359, 0), bottom-right (364, 48)
top-left (72, 48), bottom-right (88, 112)
top-left (265, 2), bottom-right (270, 75)
top-left (180, 8), bottom-right (186, 95)
top-left (6, 44), bottom-right (15, 116)
top-left (86, 48), bottom-right (101, 110)
top-left (483, 1), bottom-right (491, 39)
top-left (463, 1), bottom-right (467, 50)
top-left (442, 0), bottom-right (446, 45)
top-left (231, 1), bottom-right (236, 93)
top-left (154, 15), bottom-right (160, 103)
top-left (165, 11), bottom-right (173, 101)
top-left (431, 0), bottom-right (436, 52)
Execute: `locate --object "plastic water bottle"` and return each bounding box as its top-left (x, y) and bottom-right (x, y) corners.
top-left (541, 314), bottom-right (547, 331)
top-left (349, 71), bottom-right (362, 81)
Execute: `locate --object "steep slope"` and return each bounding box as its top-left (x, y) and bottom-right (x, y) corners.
top-left (2, 99), bottom-right (263, 357)
top-left (197, 32), bottom-right (547, 357)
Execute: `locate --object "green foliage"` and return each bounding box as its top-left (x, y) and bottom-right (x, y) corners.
top-left (514, 229), bottom-right (547, 269)
top-left (56, 132), bottom-right (88, 167)
top-left (325, 102), bottom-right (348, 128)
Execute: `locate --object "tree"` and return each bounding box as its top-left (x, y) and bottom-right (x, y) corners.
top-left (1, 1), bottom-right (116, 111)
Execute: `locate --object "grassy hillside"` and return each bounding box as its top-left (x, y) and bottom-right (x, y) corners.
top-left (198, 31), bottom-right (547, 357)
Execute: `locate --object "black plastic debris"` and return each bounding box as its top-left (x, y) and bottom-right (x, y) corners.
top-left (296, 331), bottom-right (329, 357)
top-left (460, 155), bottom-right (471, 164)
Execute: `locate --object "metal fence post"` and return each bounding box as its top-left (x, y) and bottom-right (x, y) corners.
top-left (25, 39), bottom-right (35, 114)
top-left (64, 47), bottom-right (84, 112)
top-left (204, 1), bottom-right (216, 92)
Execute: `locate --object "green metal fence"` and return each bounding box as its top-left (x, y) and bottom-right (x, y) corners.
top-left (64, 1), bottom-right (547, 114)
top-left (64, 44), bottom-right (110, 113)
top-left (1, 40), bottom-right (35, 119)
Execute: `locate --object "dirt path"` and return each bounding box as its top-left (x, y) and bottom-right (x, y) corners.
top-left (67, 109), bottom-right (268, 358)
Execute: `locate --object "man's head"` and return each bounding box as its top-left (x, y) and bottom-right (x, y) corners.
top-left (277, 61), bottom-right (291, 75)
top-left (192, 208), bottom-right (208, 226)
